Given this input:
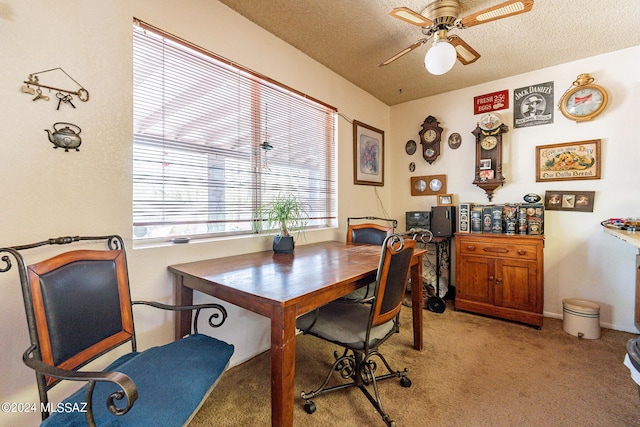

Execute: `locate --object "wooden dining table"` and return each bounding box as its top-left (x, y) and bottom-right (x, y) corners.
top-left (169, 240), bottom-right (426, 427)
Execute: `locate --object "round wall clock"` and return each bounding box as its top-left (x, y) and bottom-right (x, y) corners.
top-left (472, 122), bottom-right (508, 201)
top-left (405, 140), bottom-right (417, 155)
top-left (480, 135), bottom-right (498, 150)
top-left (418, 115), bottom-right (443, 164)
top-left (448, 132), bottom-right (461, 149)
top-left (559, 73), bottom-right (608, 122)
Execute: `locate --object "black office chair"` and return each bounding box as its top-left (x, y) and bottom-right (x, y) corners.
top-left (0, 235), bottom-right (234, 426)
top-left (343, 217), bottom-right (397, 302)
top-left (297, 234), bottom-right (415, 427)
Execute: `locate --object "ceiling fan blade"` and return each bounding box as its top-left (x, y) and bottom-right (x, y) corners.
top-left (459, 0), bottom-right (534, 28)
top-left (448, 35), bottom-right (481, 65)
top-left (388, 7), bottom-right (433, 27)
top-left (378, 38), bottom-right (429, 67)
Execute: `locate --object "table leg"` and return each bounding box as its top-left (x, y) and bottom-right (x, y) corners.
top-left (410, 259), bottom-right (424, 351)
top-left (173, 274), bottom-right (193, 340)
top-left (270, 305), bottom-right (297, 426)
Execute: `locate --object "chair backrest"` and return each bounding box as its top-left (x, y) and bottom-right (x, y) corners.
top-left (370, 235), bottom-right (415, 327)
top-left (346, 217), bottom-right (397, 245)
top-left (1, 236), bottom-right (135, 391)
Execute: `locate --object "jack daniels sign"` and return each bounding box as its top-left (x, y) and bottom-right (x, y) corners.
top-left (513, 81), bottom-right (554, 128)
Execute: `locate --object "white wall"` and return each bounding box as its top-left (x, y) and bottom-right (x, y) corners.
top-left (0, 1), bottom-right (391, 425)
top-left (390, 46), bottom-right (640, 332)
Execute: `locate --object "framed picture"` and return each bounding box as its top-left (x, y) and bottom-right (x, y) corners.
top-left (479, 169), bottom-right (494, 181)
top-left (513, 81), bottom-right (554, 128)
top-left (437, 194), bottom-right (454, 206)
top-left (353, 120), bottom-right (384, 186)
top-left (536, 139), bottom-right (600, 182)
top-left (479, 158), bottom-right (491, 170)
top-left (544, 190), bottom-right (595, 212)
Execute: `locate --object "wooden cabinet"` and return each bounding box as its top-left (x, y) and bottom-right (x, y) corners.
top-left (455, 233), bottom-right (544, 327)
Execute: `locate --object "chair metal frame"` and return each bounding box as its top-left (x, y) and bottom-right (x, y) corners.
top-left (0, 235), bottom-right (230, 426)
top-left (297, 234), bottom-right (416, 427)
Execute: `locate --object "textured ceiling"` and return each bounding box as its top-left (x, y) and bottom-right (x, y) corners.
top-left (217, 0), bottom-right (640, 106)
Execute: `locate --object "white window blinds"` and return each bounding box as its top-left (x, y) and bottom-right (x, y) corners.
top-left (132, 21), bottom-right (337, 240)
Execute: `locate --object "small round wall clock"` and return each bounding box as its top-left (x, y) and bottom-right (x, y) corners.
top-left (559, 73), bottom-right (608, 122)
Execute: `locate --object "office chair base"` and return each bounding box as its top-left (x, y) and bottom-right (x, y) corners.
top-left (301, 350), bottom-right (410, 427)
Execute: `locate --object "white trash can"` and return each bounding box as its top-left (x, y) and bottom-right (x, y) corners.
top-left (562, 299), bottom-right (601, 339)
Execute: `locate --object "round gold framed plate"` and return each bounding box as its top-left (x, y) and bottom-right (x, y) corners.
top-left (560, 74), bottom-right (608, 122)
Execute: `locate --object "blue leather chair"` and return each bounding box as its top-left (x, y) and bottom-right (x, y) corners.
top-left (1, 235), bottom-right (234, 426)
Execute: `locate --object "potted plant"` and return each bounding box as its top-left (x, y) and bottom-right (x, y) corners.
top-left (253, 193), bottom-right (310, 254)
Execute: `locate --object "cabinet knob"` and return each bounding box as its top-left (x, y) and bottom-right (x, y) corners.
top-left (488, 276), bottom-right (495, 281)
top-left (517, 249), bottom-right (527, 255)
top-left (467, 245), bottom-right (476, 251)
top-left (496, 278), bottom-right (503, 283)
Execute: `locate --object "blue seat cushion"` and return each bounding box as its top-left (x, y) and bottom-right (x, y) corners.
top-left (41, 333), bottom-right (234, 427)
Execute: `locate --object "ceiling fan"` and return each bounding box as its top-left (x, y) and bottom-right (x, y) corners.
top-left (379, 0), bottom-right (534, 74)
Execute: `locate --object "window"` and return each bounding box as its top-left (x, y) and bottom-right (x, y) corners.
top-left (133, 21), bottom-right (337, 241)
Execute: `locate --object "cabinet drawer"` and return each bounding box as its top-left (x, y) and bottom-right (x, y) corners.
top-left (458, 240), bottom-right (538, 260)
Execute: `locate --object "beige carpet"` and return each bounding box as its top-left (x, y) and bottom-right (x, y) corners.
top-left (190, 301), bottom-right (640, 426)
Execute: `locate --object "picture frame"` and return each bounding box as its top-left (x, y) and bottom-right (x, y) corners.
top-left (544, 190), bottom-right (595, 212)
top-left (437, 194), bottom-right (454, 206)
top-left (479, 158), bottom-right (491, 170)
top-left (479, 169), bottom-right (494, 181)
top-left (513, 81), bottom-right (554, 128)
top-left (353, 120), bottom-right (384, 186)
top-left (535, 139), bottom-right (600, 182)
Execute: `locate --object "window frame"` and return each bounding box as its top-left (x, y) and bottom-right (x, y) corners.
top-left (132, 20), bottom-right (338, 242)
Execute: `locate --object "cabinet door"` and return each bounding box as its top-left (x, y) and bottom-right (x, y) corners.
top-left (456, 255), bottom-right (494, 304)
top-left (494, 258), bottom-right (539, 312)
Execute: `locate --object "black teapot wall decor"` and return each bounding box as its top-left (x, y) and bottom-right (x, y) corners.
top-left (45, 122), bottom-right (82, 152)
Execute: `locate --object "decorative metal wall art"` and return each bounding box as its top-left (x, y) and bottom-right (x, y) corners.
top-left (45, 122), bottom-right (82, 152)
top-left (21, 67), bottom-right (90, 109)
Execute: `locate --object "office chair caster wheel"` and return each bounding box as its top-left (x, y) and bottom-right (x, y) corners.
top-left (400, 376), bottom-right (412, 387)
top-left (304, 401), bottom-right (316, 414)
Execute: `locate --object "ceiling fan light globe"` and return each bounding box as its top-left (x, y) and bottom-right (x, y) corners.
top-left (424, 41), bottom-right (457, 75)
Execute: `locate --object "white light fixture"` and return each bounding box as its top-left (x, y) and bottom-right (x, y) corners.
top-left (424, 31), bottom-right (457, 75)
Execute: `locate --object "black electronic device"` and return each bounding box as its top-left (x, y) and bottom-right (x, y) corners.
top-left (406, 211), bottom-right (430, 230)
top-left (430, 206), bottom-right (456, 237)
